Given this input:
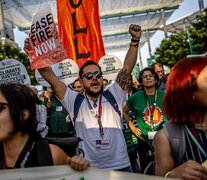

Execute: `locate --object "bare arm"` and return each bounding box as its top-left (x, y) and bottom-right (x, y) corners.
top-left (49, 144), bottom-right (90, 171)
top-left (24, 38), bottom-right (67, 100)
top-left (155, 129), bottom-right (207, 179)
top-left (155, 129), bottom-right (174, 176)
top-left (116, 24), bottom-right (141, 90)
top-left (123, 104), bottom-right (141, 137)
top-left (38, 67), bottom-right (67, 100)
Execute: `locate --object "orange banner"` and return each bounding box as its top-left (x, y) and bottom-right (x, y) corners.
top-left (57, 0), bottom-right (105, 68)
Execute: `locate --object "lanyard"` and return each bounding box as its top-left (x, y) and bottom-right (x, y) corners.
top-left (3, 137), bottom-right (34, 169)
top-left (145, 90), bottom-right (157, 130)
top-left (184, 124), bottom-right (207, 159)
top-left (84, 93), bottom-right (103, 138)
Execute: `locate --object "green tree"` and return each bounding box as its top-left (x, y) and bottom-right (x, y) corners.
top-left (190, 8), bottom-right (207, 54)
top-left (0, 42), bottom-right (37, 85)
top-left (155, 34), bottom-right (190, 68)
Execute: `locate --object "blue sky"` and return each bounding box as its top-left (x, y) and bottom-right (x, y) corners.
top-left (14, 0), bottom-right (207, 67)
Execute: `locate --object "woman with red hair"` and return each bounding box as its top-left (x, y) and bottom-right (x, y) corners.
top-left (155, 54), bottom-right (207, 179)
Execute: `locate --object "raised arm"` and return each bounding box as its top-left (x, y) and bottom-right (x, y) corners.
top-left (38, 67), bottom-right (67, 100)
top-left (116, 24), bottom-right (141, 90)
top-left (24, 38), bottom-right (67, 100)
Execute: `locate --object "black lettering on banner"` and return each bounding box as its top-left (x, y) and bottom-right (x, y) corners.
top-left (36, 21), bottom-right (42, 32)
top-left (74, 37), bottom-right (90, 59)
top-left (31, 24), bottom-right (35, 34)
top-left (39, 31), bottom-right (47, 42)
top-left (41, 17), bottom-right (47, 28)
top-left (70, 2), bottom-right (90, 60)
top-left (46, 13), bottom-right (53, 25)
top-left (45, 27), bottom-right (52, 38)
top-left (30, 13), bottom-right (54, 46)
top-left (72, 12), bottom-right (87, 35)
top-left (69, 0), bottom-right (82, 9)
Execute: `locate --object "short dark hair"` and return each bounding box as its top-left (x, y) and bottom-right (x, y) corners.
top-left (151, 62), bottom-right (162, 71)
top-left (103, 79), bottom-right (108, 83)
top-left (73, 78), bottom-right (80, 84)
top-left (0, 83), bottom-right (40, 139)
top-left (138, 67), bottom-right (159, 89)
top-left (79, 61), bottom-right (102, 78)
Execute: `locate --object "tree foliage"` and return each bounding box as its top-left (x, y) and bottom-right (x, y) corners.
top-left (0, 42), bottom-right (37, 85)
top-left (155, 34), bottom-right (190, 68)
top-left (154, 8), bottom-right (207, 67)
top-left (190, 9), bottom-right (207, 54)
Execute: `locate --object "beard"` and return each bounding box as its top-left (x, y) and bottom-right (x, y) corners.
top-left (85, 84), bottom-right (103, 97)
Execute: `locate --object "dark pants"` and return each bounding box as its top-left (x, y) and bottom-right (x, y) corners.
top-left (137, 139), bottom-right (154, 175)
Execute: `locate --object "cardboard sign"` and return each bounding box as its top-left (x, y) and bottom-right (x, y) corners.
top-left (57, 0), bottom-right (105, 68)
top-left (98, 55), bottom-right (122, 81)
top-left (0, 59), bottom-right (31, 85)
top-left (35, 59), bottom-right (79, 87)
top-left (28, 5), bottom-right (68, 70)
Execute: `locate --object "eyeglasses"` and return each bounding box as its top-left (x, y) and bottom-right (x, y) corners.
top-left (0, 102), bottom-right (8, 112)
top-left (143, 74), bottom-right (154, 79)
top-left (82, 71), bottom-right (102, 80)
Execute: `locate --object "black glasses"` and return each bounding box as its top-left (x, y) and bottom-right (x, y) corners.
top-left (0, 102), bottom-right (8, 112)
top-left (82, 71), bottom-right (102, 80)
top-left (143, 74), bottom-right (154, 79)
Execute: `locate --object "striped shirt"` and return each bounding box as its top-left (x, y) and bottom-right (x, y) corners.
top-left (183, 128), bottom-right (207, 164)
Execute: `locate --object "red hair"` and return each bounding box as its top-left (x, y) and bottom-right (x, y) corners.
top-left (163, 54), bottom-right (207, 124)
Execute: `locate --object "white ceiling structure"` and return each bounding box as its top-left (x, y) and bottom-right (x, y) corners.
top-left (162, 10), bottom-right (202, 34)
top-left (1, 0), bottom-right (184, 53)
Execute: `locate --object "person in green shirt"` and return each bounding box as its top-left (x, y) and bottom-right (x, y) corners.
top-left (123, 67), bottom-right (167, 174)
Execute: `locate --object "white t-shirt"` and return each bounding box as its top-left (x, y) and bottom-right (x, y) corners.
top-left (61, 82), bottom-right (130, 170)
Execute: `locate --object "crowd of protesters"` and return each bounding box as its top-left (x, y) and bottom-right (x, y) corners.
top-left (0, 22), bottom-right (207, 180)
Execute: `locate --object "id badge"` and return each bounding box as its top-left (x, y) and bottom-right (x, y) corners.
top-left (95, 139), bottom-right (110, 150)
top-left (148, 131), bottom-right (158, 140)
top-left (56, 106), bottom-right (63, 112)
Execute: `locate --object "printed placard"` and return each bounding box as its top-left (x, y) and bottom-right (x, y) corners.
top-left (98, 55), bottom-right (122, 81)
top-left (28, 5), bottom-right (68, 70)
top-left (35, 59), bottom-right (79, 87)
top-left (0, 59), bottom-right (31, 85)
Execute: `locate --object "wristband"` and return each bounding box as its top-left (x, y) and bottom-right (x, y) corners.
top-left (131, 38), bottom-right (140, 43)
top-left (130, 42), bottom-right (139, 48)
top-left (164, 171), bottom-right (172, 178)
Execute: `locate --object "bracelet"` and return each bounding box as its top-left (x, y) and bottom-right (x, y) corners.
top-left (130, 42), bottom-right (139, 48)
top-left (164, 171), bottom-right (172, 178)
top-left (131, 38), bottom-right (140, 43)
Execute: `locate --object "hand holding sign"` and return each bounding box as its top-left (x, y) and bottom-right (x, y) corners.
top-left (28, 5), bottom-right (68, 70)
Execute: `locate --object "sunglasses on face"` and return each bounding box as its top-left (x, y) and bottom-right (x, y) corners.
top-left (0, 102), bottom-right (8, 112)
top-left (82, 71), bottom-right (102, 80)
top-left (143, 74), bottom-right (154, 79)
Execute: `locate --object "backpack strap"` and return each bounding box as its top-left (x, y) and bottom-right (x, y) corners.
top-left (102, 89), bottom-right (121, 118)
top-left (73, 90), bottom-right (121, 122)
top-left (163, 120), bottom-right (186, 167)
top-left (36, 139), bottom-right (53, 166)
top-left (73, 94), bottom-right (85, 122)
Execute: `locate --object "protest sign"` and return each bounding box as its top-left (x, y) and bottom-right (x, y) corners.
top-left (57, 0), bottom-right (105, 68)
top-left (98, 55), bottom-right (122, 81)
top-left (35, 59), bottom-right (79, 87)
top-left (28, 5), bottom-right (68, 70)
top-left (0, 59), bottom-right (31, 85)
top-left (0, 165), bottom-right (166, 180)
